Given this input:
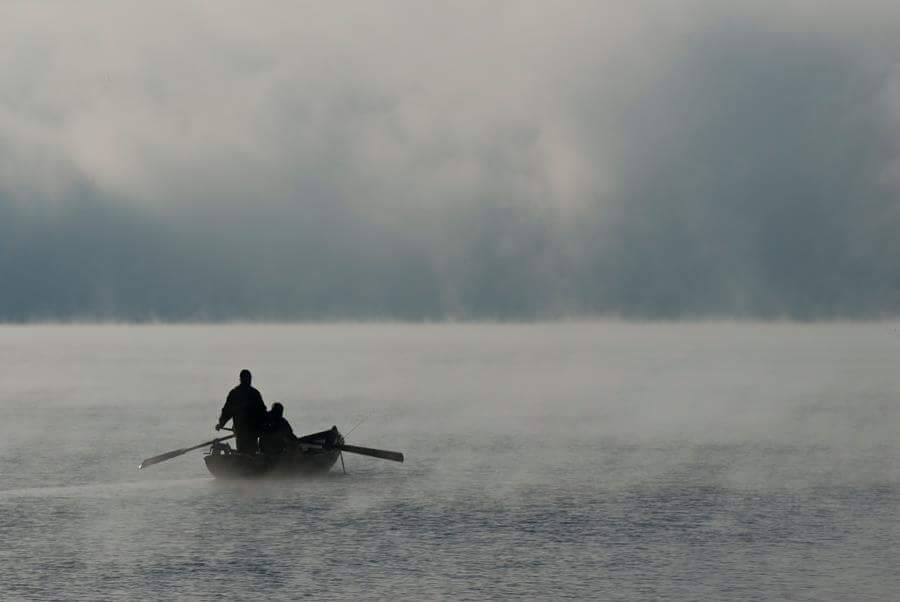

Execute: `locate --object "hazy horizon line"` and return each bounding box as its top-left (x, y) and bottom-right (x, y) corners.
top-left (3, 314), bottom-right (899, 327)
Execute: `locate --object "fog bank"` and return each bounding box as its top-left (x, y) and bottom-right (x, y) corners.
top-left (2, 2), bottom-right (899, 320)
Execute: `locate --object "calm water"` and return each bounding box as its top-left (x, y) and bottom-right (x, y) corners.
top-left (1, 323), bottom-right (898, 600)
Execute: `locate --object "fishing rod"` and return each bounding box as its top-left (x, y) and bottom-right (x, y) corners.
top-left (346, 411), bottom-right (372, 437)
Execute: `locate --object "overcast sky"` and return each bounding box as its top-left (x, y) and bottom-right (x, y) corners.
top-left (1, 1), bottom-right (899, 320)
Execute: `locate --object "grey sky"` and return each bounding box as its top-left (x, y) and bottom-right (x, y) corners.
top-left (1, 1), bottom-right (899, 320)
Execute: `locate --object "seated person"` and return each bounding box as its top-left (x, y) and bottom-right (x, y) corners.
top-left (259, 402), bottom-right (298, 455)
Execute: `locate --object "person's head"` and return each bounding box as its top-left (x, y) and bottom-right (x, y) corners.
top-left (270, 402), bottom-right (284, 418)
top-left (239, 369), bottom-right (252, 386)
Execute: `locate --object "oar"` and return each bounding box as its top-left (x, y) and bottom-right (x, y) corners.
top-left (339, 444), bottom-right (404, 463)
top-left (293, 440), bottom-right (404, 463)
top-left (139, 434), bottom-right (235, 469)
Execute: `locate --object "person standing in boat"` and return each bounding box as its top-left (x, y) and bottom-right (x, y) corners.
top-left (216, 369), bottom-right (267, 454)
top-left (259, 402), bottom-right (299, 455)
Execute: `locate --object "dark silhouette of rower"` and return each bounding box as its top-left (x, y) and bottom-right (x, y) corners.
top-left (216, 369), bottom-right (267, 454)
top-left (259, 402), bottom-right (299, 455)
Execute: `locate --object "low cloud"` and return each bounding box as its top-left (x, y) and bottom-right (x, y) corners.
top-left (1, 2), bottom-right (898, 320)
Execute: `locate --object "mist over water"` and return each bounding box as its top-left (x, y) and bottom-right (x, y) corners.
top-left (1, 322), bottom-right (898, 599)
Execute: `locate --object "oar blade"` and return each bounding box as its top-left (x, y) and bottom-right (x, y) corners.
top-left (139, 448), bottom-right (186, 469)
top-left (340, 444), bottom-right (404, 463)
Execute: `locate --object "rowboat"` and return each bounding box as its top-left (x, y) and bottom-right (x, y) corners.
top-left (204, 427), bottom-right (343, 478)
top-left (139, 425), bottom-right (404, 475)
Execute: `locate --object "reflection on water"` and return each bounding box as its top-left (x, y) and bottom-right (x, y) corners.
top-left (1, 323), bottom-right (899, 599)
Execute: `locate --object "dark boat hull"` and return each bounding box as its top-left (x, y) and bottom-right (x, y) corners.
top-left (204, 427), bottom-right (342, 478)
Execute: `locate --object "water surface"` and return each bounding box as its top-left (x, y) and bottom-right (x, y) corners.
top-left (1, 323), bottom-right (898, 599)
